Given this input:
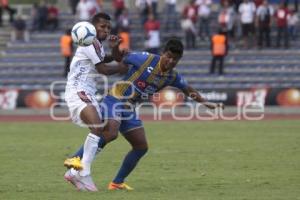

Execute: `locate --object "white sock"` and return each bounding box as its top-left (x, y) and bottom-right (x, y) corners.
top-left (70, 168), bottom-right (78, 176)
top-left (79, 133), bottom-right (100, 176)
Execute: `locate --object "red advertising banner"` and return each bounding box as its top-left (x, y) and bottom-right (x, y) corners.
top-left (0, 89), bottom-right (19, 110)
top-left (0, 88), bottom-right (299, 110)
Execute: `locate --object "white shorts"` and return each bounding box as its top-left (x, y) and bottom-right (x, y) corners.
top-left (65, 89), bottom-right (101, 126)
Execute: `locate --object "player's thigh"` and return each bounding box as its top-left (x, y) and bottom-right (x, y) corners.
top-left (100, 96), bottom-right (123, 142)
top-left (123, 127), bottom-right (148, 150)
top-left (119, 110), bottom-right (147, 149)
top-left (65, 90), bottom-right (102, 129)
top-left (80, 105), bottom-right (103, 134)
top-left (102, 119), bottom-right (121, 142)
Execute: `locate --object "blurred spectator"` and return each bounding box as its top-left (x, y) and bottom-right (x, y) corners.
top-left (152, 0), bottom-right (158, 16)
top-left (69, 0), bottom-right (79, 15)
top-left (76, 0), bottom-right (97, 21)
top-left (136, 0), bottom-right (152, 26)
top-left (221, 0), bottom-right (232, 5)
top-left (112, 7), bottom-right (129, 34)
top-left (196, 0), bottom-right (212, 41)
top-left (182, 0), bottom-right (198, 48)
top-left (30, 3), bottom-right (39, 31)
top-left (11, 15), bottom-right (30, 42)
top-left (47, 3), bottom-right (59, 31)
top-left (117, 8), bottom-right (130, 32)
top-left (113, 0), bottom-right (125, 20)
top-left (218, 0), bottom-right (235, 38)
top-left (210, 29), bottom-right (228, 75)
top-left (112, 0), bottom-right (125, 33)
top-left (284, 0), bottom-right (298, 12)
top-left (288, 9), bottom-right (298, 40)
top-left (118, 27), bottom-right (130, 50)
top-left (232, 0), bottom-right (242, 12)
top-left (275, 2), bottom-right (290, 48)
top-left (181, 16), bottom-right (197, 49)
top-left (144, 13), bottom-right (160, 54)
top-left (254, 0), bottom-right (263, 7)
top-left (238, 0), bottom-right (256, 48)
top-left (0, 0), bottom-right (16, 26)
top-left (164, 0), bottom-right (177, 31)
top-left (37, 0), bottom-right (48, 31)
top-left (60, 29), bottom-right (73, 77)
top-left (92, 0), bottom-right (103, 13)
top-left (182, 0), bottom-right (198, 24)
top-left (256, 0), bottom-right (273, 48)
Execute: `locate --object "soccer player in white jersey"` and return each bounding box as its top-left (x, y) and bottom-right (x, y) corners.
top-left (64, 12), bottom-right (127, 191)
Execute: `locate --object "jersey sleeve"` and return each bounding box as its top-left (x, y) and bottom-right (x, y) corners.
top-left (123, 52), bottom-right (149, 69)
top-left (82, 42), bottom-right (105, 65)
top-left (170, 72), bottom-right (188, 90)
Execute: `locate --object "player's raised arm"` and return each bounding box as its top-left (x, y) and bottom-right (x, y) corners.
top-left (96, 51), bottom-right (154, 80)
top-left (95, 62), bottom-right (129, 75)
top-left (181, 85), bottom-right (224, 110)
top-left (99, 36), bottom-right (125, 63)
top-left (108, 35), bottom-right (128, 62)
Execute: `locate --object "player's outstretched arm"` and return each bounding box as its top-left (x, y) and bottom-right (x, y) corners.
top-left (182, 85), bottom-right (224, 110)
top-left (96, 62), bottom-right (129, 75)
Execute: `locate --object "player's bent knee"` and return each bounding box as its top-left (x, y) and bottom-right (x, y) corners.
top-left (133, 143), bottom-right (149, 151)
top-left (90, 127), bottom-right (104, 135)
top-left (109, 133), bottom-right (119, 141)
top-left (104, 131), bottom-right (119, 143)
top-left (141, 148), bottom-right (148, 156)
top-left (134, 148), bottom-right (148, 158)
top-left (102, 120), bottom-right (120, 142)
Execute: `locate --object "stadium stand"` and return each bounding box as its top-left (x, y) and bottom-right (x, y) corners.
top-left (1, 2), bottom-right (300, 92)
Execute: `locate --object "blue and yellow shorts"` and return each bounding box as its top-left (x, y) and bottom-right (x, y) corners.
top-left (100, 95), bottom-right (143, 134)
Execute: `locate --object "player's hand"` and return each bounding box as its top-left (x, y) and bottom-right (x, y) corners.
top-left (120, 48), bottom-right (129, 57)
top-left (108, 35), bottom-right (122, 48)
top-left (217, 102), bottom-right (225, 110)
top-left (203, 102), bottom-right (224, 110)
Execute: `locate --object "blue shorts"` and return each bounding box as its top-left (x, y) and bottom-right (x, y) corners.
top-left (100, 95), bottom-right (143, 134)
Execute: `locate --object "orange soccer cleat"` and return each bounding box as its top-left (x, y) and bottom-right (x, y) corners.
top-left (108, 182), bottom-right (134, 191)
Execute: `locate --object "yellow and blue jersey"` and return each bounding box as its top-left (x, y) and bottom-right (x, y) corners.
top-left (109, 52), bottom-right (188, 102)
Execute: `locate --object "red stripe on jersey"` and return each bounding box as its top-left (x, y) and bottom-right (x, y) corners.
top-left (92, 40), bottom-right (103, 60)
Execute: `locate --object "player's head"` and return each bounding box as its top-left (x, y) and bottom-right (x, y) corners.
top-left (91, 12), bottom-right (111, 41)
top-left (160, 39), bottom-right (184, 71)
top-left (65, 28), bottom-right (72, 35)
top-left (218, 28), bottom-right (227, 35)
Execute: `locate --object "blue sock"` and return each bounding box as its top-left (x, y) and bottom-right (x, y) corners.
top-left (71, 145), bottom-right (84, 158)
top-left (113, 149), bottom-right (148, 184)
top-left (71, 135), bottom-right (106, 159)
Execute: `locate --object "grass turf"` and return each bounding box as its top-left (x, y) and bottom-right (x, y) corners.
top-left (0, 120), bottom-right (299, 200)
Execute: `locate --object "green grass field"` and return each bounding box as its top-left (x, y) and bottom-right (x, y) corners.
top-left (0, 120), bottom-right (299, 200)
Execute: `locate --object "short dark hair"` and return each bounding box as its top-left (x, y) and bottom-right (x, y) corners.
top-left (163, 39), bottom-right (184, 57)
top-left (218, 28), bottom-right (227, 35)
top-left (91, 12), bottom-right (111, 24)
top-left (66, 28), bottom-right (72, 35)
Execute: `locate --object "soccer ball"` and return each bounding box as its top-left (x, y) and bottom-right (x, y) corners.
top-left (71, 21), bottom-right (96, 46)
